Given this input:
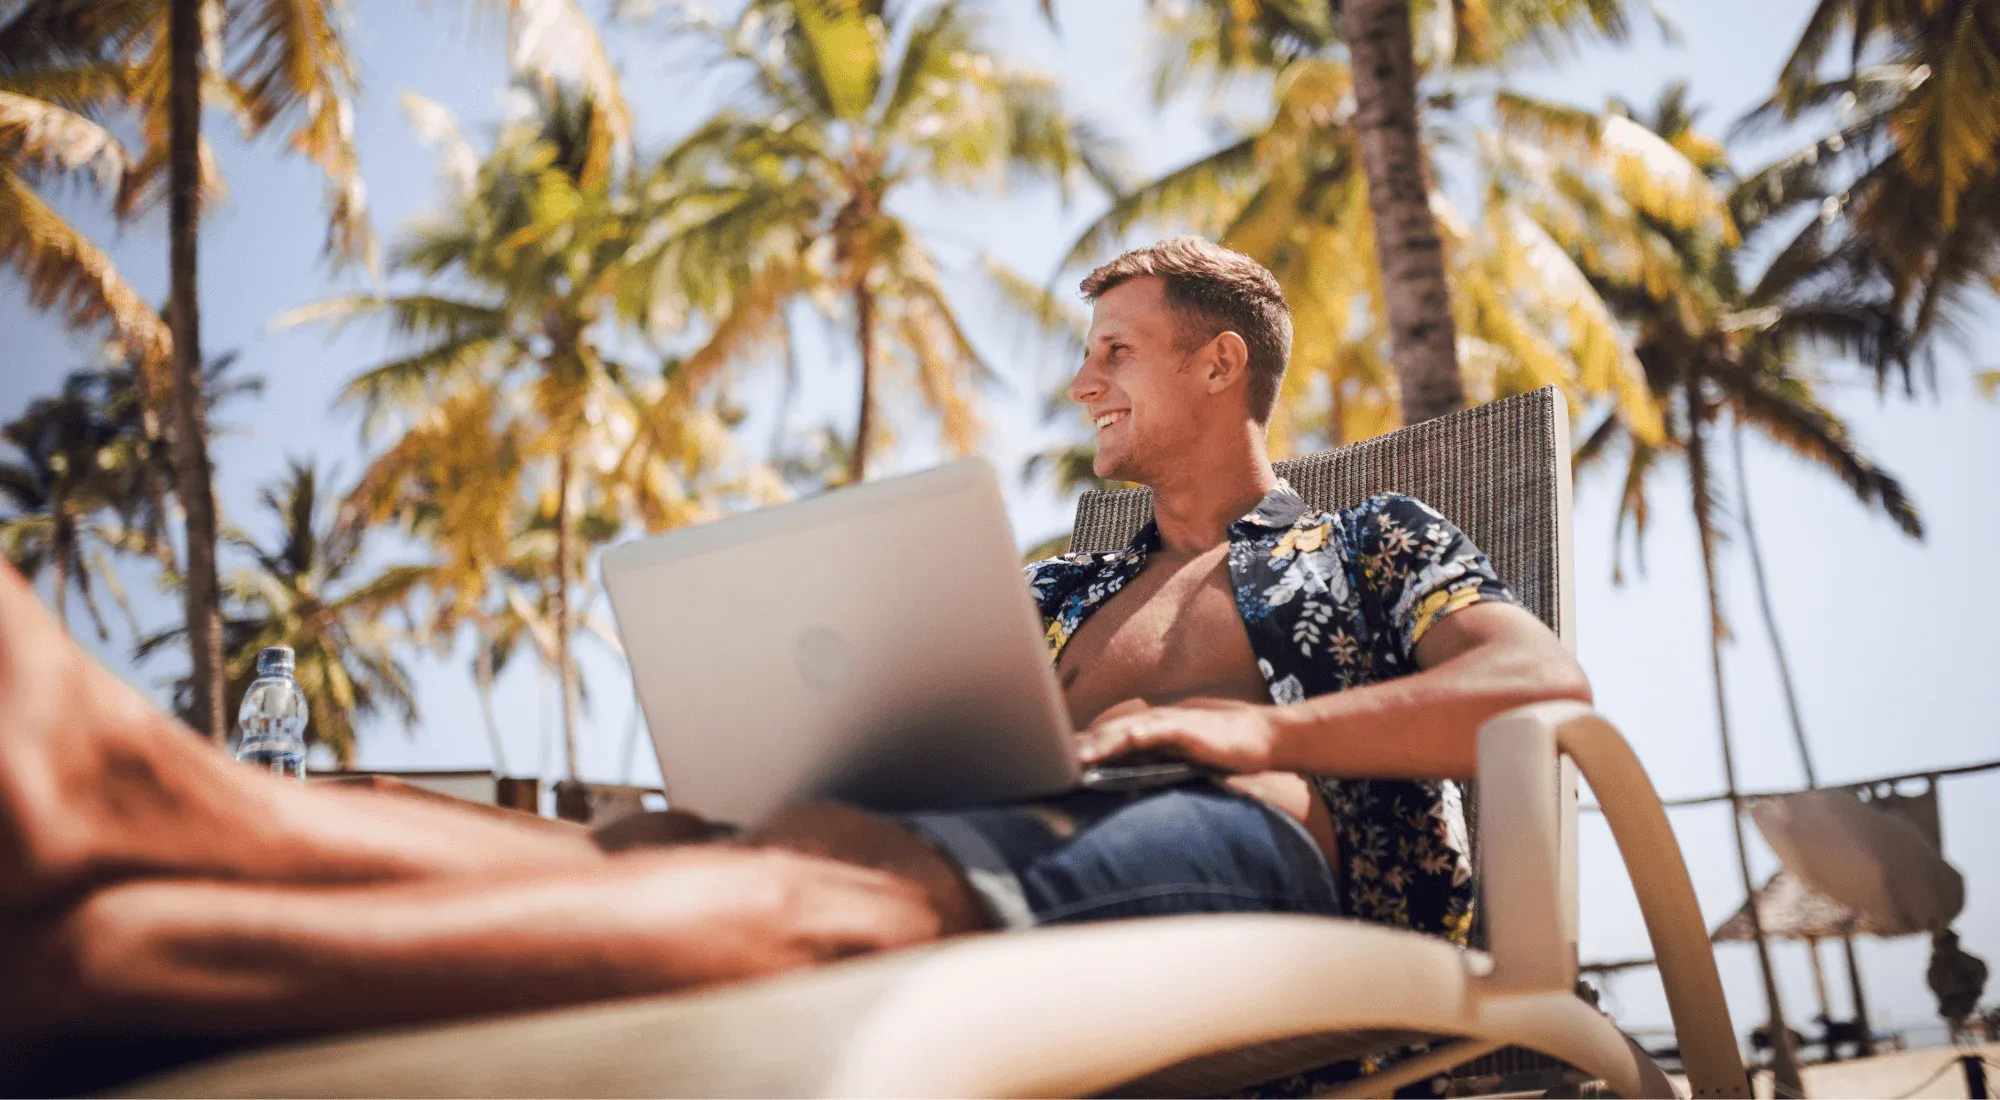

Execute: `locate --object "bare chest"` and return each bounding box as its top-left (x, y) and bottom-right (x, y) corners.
top-left (1056, 545), bottom-right (1270, 728)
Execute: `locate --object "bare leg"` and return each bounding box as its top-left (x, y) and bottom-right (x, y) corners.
top-left (0, 565), bottom-right (602, 919)
top-left (5, 847), bottom-right (935, 1047)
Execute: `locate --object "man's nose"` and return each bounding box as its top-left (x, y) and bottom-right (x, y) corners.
top-left (1068, 360), bottom-right (1104, 406)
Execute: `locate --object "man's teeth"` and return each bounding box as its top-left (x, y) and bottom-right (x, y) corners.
top-left (1094, 411), bottom-right (1127, 429)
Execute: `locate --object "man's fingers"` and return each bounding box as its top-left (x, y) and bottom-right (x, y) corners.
top-left (1090, 697), bottom-right (1152, 725)
top-left (1078, 713), bottom-right (1172, 765)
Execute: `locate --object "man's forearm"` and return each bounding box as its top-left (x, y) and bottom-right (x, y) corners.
top-left (1266, 634), bottom-right (1591, 781)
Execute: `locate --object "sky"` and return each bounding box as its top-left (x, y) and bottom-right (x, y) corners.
top-left (2, 0), bottom-right (1996, 1051)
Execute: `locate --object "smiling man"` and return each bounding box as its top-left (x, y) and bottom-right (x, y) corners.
top-left (895, 235), bottom-right (1597, 936)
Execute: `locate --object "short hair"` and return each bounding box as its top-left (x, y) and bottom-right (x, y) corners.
top-left (1078, 237), bottom-right (1292, 422)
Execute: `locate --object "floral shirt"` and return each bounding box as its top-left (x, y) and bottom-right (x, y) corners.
top-left (1027, 482), bottom-right (1520, 945)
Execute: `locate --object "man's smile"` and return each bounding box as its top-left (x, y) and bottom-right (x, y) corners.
top-left (1093, 410), bottom-right (1130, 431)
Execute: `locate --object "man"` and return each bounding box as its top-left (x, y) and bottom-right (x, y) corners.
top-left (885, 237), bottom-right (1592, 934)
top-left (1, 237), bottom-right (1588, 1088)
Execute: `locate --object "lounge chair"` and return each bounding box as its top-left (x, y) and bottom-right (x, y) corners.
top-left (119, 386), bottom-right (1749, 1098)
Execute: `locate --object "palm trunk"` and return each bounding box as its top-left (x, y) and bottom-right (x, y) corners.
top-left (849, 284), bottom-right (876, 485)
top-left (1841, 934), bottom-right (1877, 1057)
top-left (1341, 0), bottom-right (1464, 426)
top-left (166, 0), bottom-right (225, 743)
top-left (1686, 380), bottom-right (1805, 1098)
top-left (134, 360), bottom-right (181, 574)
top-left (472, 633), bottom-right (510, 777)
top-left (51, 507), bottom-right (71, 632)
top-left (1730, 417), bottom-right (1817, 788)
top-left (1735, 417), bottom-right (1877, 1053)
top-left (553, 447), bottom-right (581, 784)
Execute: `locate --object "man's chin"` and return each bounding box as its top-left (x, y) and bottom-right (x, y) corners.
top-left (1092, 452), bottom-right (1131, 484)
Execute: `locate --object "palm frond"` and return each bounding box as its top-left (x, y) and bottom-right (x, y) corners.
top-left (0, 58), bottom-right (135, 110)
top-left (1776, 0), bottom-right (1859, 102)
top-left (881, 0), bottom-right (971, 132)
top-left (1490, 205), bottom-right (1666, 442)
top-left (0, 169), bottom-right (172, 363)
top-left (402, 91), bottom-right (478, 199)
top-left (785, 0), bottom-right (882, 122)
top-left (339, 334), bottom-right (513, 433)
top-left (1717, 359), bottom-right (1922, 537)
top-left (503, 0), bottom-right (633, 186)
top-left (228, 0), bottom-right (373, 268)
top-left (0, 88), bottom-right (128, 187)
top-left (1057, 134), bottom-right (1262, 273)
top-left (277, 292), bottom-right (508, 344)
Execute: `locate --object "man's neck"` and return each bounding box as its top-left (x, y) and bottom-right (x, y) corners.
top-left (1147, 434), bottom-right (1279, 554)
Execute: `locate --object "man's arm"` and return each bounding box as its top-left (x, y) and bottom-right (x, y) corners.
top-left (1267, 602), bottom-right (1590, 779)
top-left (1076, 603), bottom-right (1589, 780)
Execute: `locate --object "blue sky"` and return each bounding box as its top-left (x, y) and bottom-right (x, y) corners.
top-left (2, 0), bottom-right (1995, 1047)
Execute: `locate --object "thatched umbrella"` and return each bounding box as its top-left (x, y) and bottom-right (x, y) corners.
top-left (1713, 869), bottom-right (1884, 1055)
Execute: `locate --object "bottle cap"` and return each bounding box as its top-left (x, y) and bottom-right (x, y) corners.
top-left (256, 646), bottom-right (296, 677)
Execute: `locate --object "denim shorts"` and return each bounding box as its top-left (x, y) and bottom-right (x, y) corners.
top-left (897, 780), bottom-right (1341, 929)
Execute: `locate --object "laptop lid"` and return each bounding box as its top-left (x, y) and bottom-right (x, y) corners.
top-left (602, 459), bottom-right (1078, 825)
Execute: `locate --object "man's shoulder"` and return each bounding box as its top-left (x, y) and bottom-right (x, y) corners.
top-left (1256, 492), bottom-right (1445, 540)
top-left (1324, 492), bottom-right (1452, 540)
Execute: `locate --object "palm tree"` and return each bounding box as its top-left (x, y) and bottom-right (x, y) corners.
top-left (0, 380), bottom-right (140, 635)
top-left (647, 0), bottom-right (1104, 484)
top-left (139, 461), bottom-right (422, 765)
top-left (1092, 0), bottom-right (1639, 428)
top-left (1738, 0), bottom-right (2000, 393)
top-left (1548, 84), bottom-right (1924, 1097)
top-left (0, 345), bottom-right (263, 626)
top-left (1061, 1), bottom-right (1664, 456)
top-left (11, 0), bottom-right (627, 744)
top-left (286, 85), bottom-right (697, 787)
top-left (0, 2), bottom-right (173, 365)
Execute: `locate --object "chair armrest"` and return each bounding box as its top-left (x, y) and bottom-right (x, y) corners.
top-left (1472, 701), bottom-right (1749, 1099)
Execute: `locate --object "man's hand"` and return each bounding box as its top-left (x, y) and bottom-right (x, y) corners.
top-left (1075, 697), bottom-right (1281, 775)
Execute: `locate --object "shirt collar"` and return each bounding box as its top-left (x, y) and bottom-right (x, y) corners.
top-left (1232, 478), bottom-right (1309, 534)
top-left (1123, 478), bottom-right (1308, 553)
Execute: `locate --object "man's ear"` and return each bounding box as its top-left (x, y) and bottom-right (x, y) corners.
top-left (1205, 331), bottom-right (1250, 395)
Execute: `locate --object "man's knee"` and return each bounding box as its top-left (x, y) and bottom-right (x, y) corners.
top-left (755, 803), bottom-right (988, 935)
top-left (1021, 787), bottom-right (1334, 921)
top-left (591, 809), bottom-right (729, 852)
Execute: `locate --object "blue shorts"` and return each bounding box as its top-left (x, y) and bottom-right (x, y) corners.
top-left (898, 781), bottom-right (1341, 929)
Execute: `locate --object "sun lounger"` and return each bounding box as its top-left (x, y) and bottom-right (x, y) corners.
top-left (118, 387), bottom-right (1748, 1098)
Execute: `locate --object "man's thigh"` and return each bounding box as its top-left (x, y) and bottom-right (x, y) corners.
top-left (901, 783), bottom-right (1341, 928)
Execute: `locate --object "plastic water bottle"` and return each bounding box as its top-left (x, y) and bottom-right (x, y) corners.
top-left (234, 646), bottom-right (308, 780)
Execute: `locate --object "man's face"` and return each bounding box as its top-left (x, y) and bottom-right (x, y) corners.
top-left (1069, 277), bottom-right (1214, 484)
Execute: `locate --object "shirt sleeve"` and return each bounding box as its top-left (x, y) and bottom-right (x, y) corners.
top-left (1021, 556), bottom-right (1080, 619)
top-left (1344, 494), bottom-right (1521, 665)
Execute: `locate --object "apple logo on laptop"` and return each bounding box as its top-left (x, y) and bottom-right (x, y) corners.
top-left (794, 625), bottom-right (852, 691)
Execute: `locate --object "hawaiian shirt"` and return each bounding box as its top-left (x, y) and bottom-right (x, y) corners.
top-left (1025, 482), bottom-right (1521, 945)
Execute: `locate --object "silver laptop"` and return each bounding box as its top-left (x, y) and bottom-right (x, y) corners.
top-left (602, 459), bottom-right (1084, 825)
